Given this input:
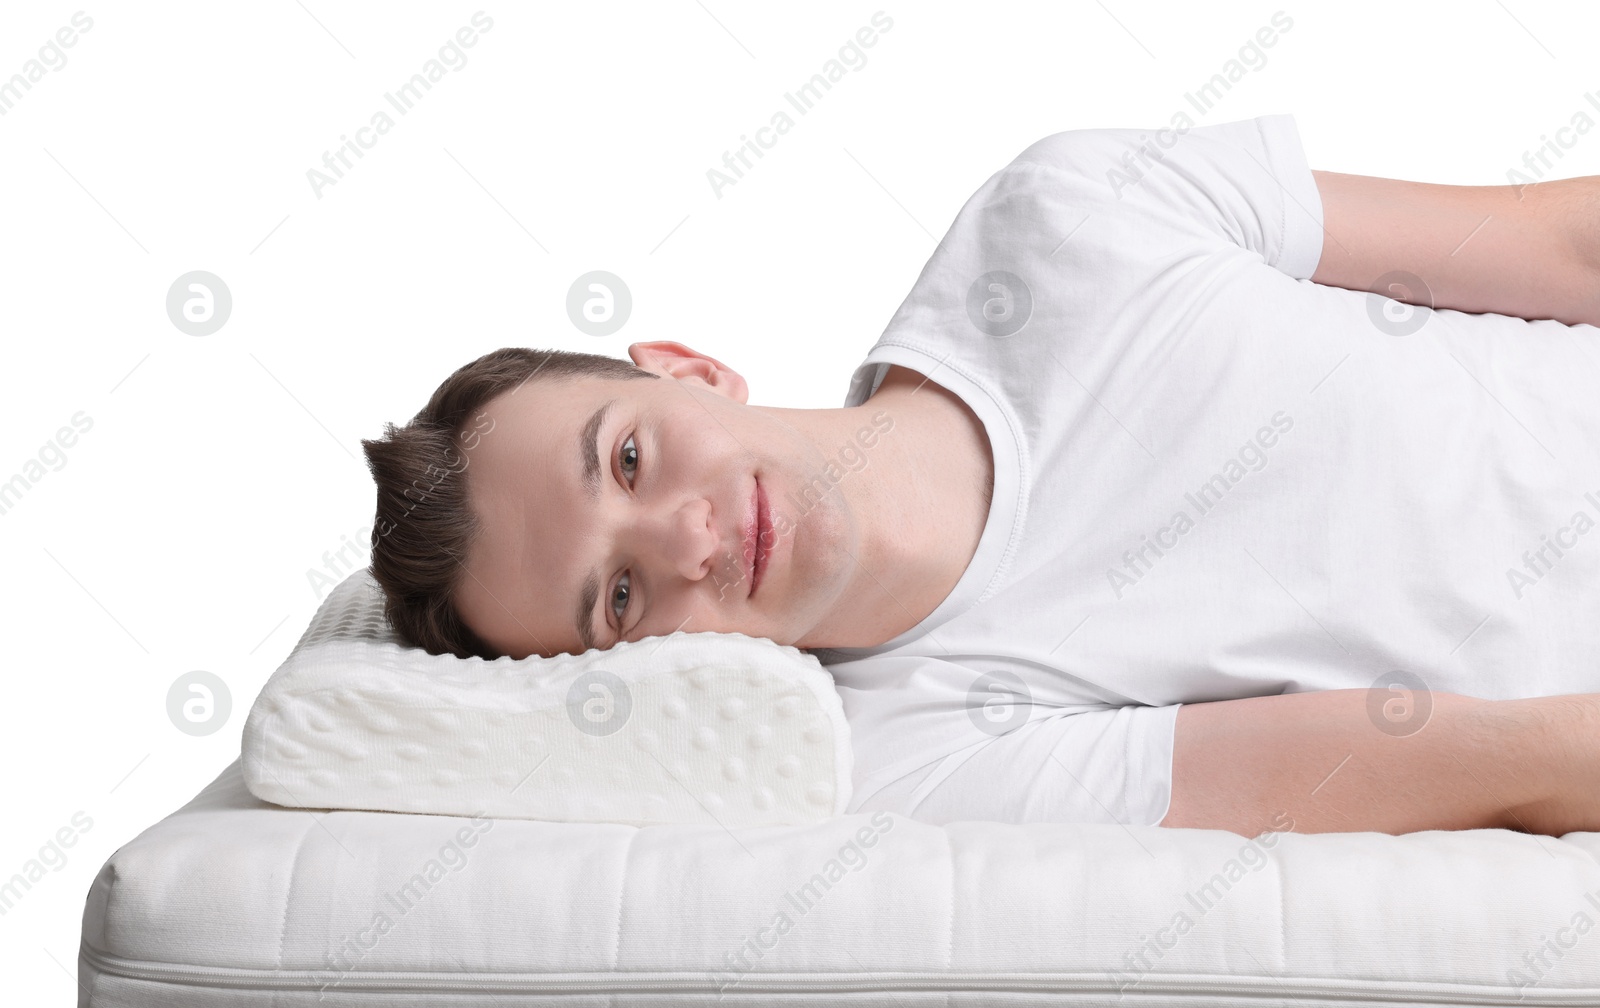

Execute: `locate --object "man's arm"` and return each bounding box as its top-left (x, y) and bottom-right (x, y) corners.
top-left (1310, 169), bottom-right (1600, 327)
top-left (1159, 688), bottom-right (1599, 836)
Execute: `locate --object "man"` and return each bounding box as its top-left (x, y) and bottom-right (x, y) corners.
top-left (362, 114), bottom-right (1600, 838)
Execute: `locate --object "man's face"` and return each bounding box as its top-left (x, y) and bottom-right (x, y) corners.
top-left (454, 345), bottom-right (860, 659)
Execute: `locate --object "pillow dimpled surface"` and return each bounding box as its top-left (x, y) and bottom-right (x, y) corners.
top-left (241, 568), bottom-right (852, 827)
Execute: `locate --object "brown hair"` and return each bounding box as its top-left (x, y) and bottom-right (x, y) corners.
top-left (360, 347), bottom-right (659, 658)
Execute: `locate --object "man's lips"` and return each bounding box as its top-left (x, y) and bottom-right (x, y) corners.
top-left (742, 481), bottom-right (757, 596)
top-left (742, 478), bottom-right (771, 598)
top-left (753, 481), bottom-right (770, 595)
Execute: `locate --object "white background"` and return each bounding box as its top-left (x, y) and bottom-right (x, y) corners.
top-left (2, 0), bottom-right (1596, 999)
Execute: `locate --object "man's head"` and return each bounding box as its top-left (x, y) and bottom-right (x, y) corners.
top-left (361, 342), bottom-right (861, 660)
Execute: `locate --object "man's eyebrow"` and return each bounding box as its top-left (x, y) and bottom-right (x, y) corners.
top-left (574, 397), bottom-right (616, 653)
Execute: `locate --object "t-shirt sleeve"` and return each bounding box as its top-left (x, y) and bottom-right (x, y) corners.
top-left (842, 694), bottom-right (1183, 828)
top-left (1002, 113), bottom-right (1325, 280)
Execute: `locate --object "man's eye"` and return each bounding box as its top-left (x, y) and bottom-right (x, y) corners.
top-left (610, 571), bottom-right (631, 624)
top-left (620, 433), bottom-right (639, 484)
top-left (608, 433), bottom-right (641, 637)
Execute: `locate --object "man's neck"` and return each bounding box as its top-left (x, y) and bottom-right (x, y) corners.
top-left (754, 368), bottom-right (993, 649)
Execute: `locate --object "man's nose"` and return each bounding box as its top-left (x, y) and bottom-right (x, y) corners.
top-left (633, 496), bottom-right (715, 582)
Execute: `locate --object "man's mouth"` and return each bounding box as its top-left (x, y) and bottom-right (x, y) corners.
top-left (744, 477), bottom-right (772, 598)
top-left (752, 480), bottom-right (771, 596)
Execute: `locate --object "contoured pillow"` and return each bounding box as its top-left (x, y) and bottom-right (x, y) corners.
top-left (241, 568), bottom-right (851, 827)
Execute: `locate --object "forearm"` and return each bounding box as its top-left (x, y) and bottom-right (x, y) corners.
top-left (1164, 689), bottom-right (1556, 837)
top-left (1475, 693), bottom-right (1600, 836)
top-left (1521, 175), bottom-right (1600, 328)
top-left (1311, 170), bottom-right (1600, 328)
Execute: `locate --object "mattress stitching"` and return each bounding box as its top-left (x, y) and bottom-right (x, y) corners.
top-left (1274, 830), bottom-right (1289, 978)
top-left (273, 813), bottom-right (327, 973)
top-left (612, 825), bottom-right (639, 984)
top-left (945, 826), bottom-right (955, 1008)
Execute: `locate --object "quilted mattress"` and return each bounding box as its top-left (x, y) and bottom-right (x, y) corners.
top-left (79, 758), bottom-right (1600, 1006)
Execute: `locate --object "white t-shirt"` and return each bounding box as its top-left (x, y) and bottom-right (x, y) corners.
top-left (811, 113), bottom-right (1600, 828)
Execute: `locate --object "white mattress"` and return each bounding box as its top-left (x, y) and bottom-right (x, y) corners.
top-left (80, 759), bottom-right (1600, 1005)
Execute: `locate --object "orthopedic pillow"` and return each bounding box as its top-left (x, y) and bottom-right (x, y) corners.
top-left (241, 568), bottom-right (852, 827)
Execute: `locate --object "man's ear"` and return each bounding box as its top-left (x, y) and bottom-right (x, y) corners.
top-left (627, 341), bottom-right (749, 404)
